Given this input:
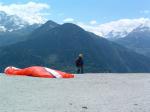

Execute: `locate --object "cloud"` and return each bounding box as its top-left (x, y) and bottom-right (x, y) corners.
top-left (90, 20), bottom-right (97, 25)
top-left (0, 2), bottom-right (50, 24)
top-left (63, 18), bottom-right (74, 22)
top-left (77, 22), bottom-right (103, 36)
top-left (78, 18), bottom-right (150, 38)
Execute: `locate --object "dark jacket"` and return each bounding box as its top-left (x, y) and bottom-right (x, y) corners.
top-left (75, 57), bottom-right (83, 67)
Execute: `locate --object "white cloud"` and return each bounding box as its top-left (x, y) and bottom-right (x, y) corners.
top-left (0, 2), bottom-right (50, 24)
top-left (90, 20), bottom-right (97, 25)
top-left (63, 18), bottom-right (74, 22)
top-left (77, 22), bottom-right (103, 36)
top-left (78, 18), bottom-right (150, 38)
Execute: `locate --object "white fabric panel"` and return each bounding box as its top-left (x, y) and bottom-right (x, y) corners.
top-left (45, 67), bottom-right (62, 78)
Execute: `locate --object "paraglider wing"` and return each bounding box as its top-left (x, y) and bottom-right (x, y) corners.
top-left (4, 66), bottom-right (74, 78)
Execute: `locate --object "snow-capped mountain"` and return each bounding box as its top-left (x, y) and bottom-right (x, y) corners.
top-left (104, 30), bottom-right (128, 40)
top-left (79, 18), bottom-right (150, 39)
top-left (0, 11), bottom-right (29, 32)
top-left (0, 11), bottom-right (43, 47)
top-left (132, 26), bottom-right (150, 33)
top-left (104, 19), bottom-right (150, 39)
top-left (104, 18), bottom-right (150, 39)
top-left (115, 25), bottom-right (150, 57)
top-left (107, 26), bottom-right (150, 40)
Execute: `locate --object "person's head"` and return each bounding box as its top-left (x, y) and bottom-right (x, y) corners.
top-left (79, 53), bottom-right (83, 58)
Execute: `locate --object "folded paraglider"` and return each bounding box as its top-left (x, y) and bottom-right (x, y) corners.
top-left (4, 66), bottom-right (74, 78)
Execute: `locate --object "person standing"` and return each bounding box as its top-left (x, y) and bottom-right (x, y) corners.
top-left (75, 54), bottom-right (84, 74)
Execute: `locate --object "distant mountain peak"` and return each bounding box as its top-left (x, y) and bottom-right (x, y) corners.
top-left (30, 20), bottom-right (59, 36)
top-left (39, 20), bottom-right (59, 29)
top-left (43, 20), bottom-right (59, 29)
top-left (45, 20), bottom-right (58, 24)
top-left (108, 25), bottom-right (150, 40)
top-left (62, 23), bottom-right (81, 27)
top-left (62, 23), bottom-right (86, 32)
top-left (0, 11), bottom-right (29, 32)
top-left (132, 26), bottom-right (150, 33)
top-left (81, 18), bottom-right (150, 39)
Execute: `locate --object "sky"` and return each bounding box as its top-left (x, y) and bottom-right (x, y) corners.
top-left (0, 0), bottom-right (150, 37)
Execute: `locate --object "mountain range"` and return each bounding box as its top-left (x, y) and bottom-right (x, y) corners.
top-left (0, 11), bottom-right (29, 32)
top-left (0, 20), bottom-right (150, 73)
top-left (0, 12), bottom-right (150, 73)
top-left (115, 26), bottom-right (150, 57)
top-left (95, 18), bottom-right (150, 39)
top-left (0, 11), bottom-right (41, 47)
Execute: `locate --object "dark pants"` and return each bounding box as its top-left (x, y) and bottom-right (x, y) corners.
top-left (77, 66), bottom-right (84, 74)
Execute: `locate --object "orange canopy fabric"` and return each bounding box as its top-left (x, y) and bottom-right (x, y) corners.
top-left (4, 66), bottom-right (74, 78)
